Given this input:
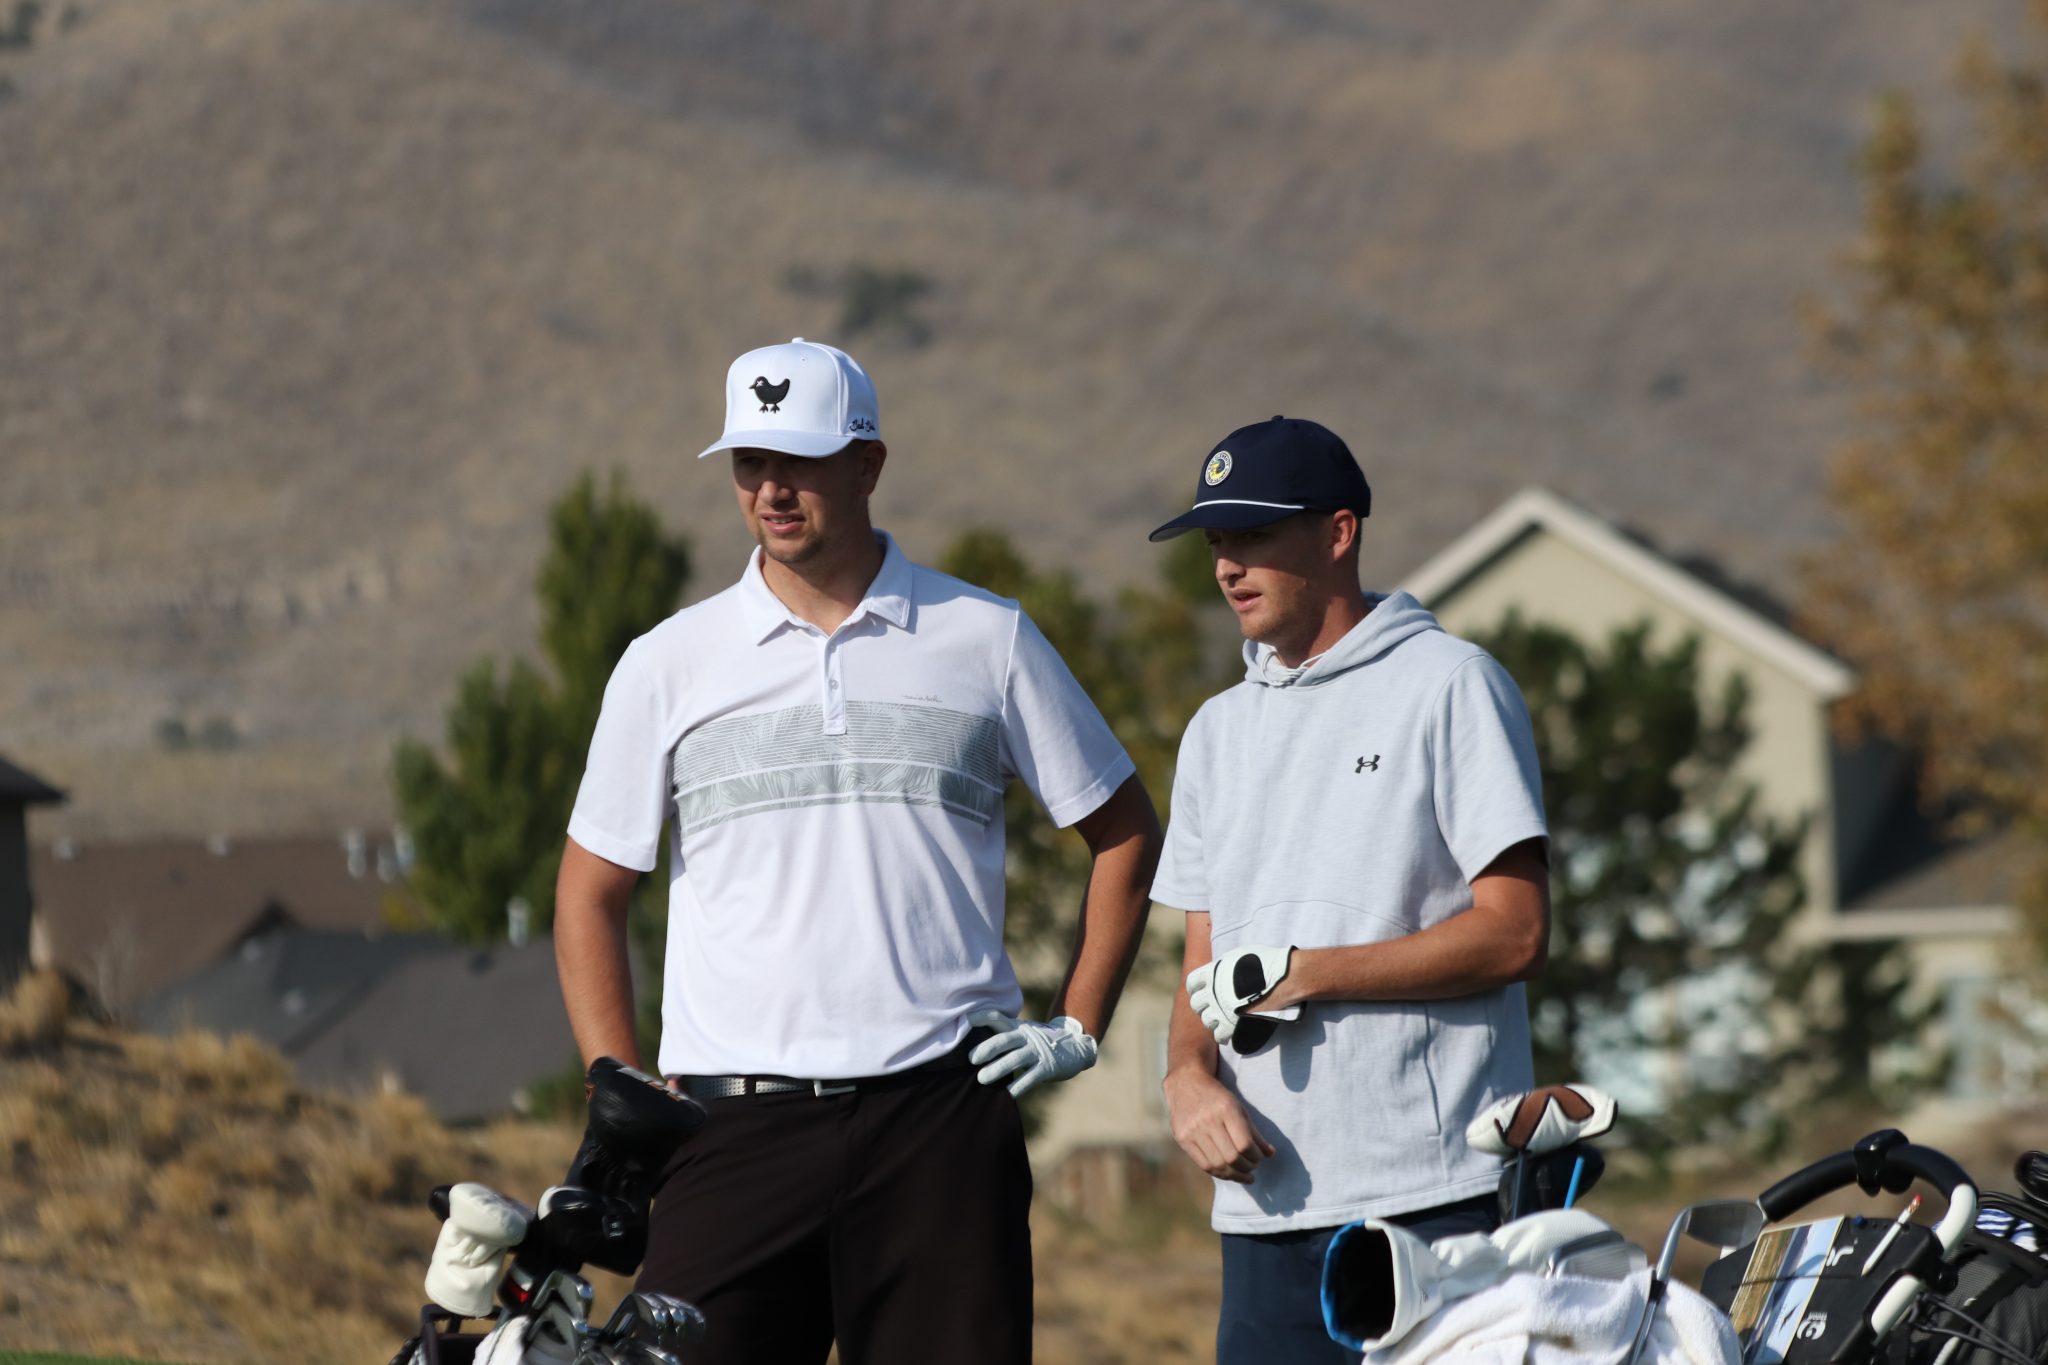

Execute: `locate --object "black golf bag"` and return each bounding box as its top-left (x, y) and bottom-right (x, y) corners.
top-left (1882, 1152), bottom-right (2048, 1365)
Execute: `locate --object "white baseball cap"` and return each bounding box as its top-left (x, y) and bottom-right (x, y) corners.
top-left (695, 338), bottom-right (882, 460)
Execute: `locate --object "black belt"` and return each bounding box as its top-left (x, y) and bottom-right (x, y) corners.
top-left (671, 1028), bottom-right (990, 1101)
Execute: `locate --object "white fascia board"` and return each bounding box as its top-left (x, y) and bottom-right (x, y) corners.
top-left (1824, 906), bottom-right (2018, 941)
top-left (1401, 487), bottom-right (1857, 700)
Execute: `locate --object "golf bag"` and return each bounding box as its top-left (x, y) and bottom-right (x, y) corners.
top-left (1881, 1153), bottom-right (2048, 1365)
top-left (390, 1057), bottom-right (709, 1365)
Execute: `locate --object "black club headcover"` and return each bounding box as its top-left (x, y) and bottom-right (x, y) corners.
top-left (565, 1057), bottom-right (708, 1208)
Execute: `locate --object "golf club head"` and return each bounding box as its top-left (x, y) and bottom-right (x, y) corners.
top-left (1656, 1199), bottom-right (1766, 1280)
top-left (1683, 1199), bottom-right (1765, 1250)
top-left (636, 1293), bottom-right (706, 1350)
top-left (600, 1293), bottom-right (656, 1346)
top-left (630, 1345), bottom-right (683, 1365)
top-left (660, 1298), bottom-right (707, 1348)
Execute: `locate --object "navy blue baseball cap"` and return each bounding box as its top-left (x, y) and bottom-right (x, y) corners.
top-left (1148, 416), bottom-right (1372, 542)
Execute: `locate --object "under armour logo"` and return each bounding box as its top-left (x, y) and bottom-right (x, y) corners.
top-left (1355, 755), bottom-right (1380, 773)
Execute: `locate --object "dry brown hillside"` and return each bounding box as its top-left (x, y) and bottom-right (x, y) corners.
top-left (0, 0), bottom-right (2027, 837)
top-left (0, 973), bottom-right (1220, 1364)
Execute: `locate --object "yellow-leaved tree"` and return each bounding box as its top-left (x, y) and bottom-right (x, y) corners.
top-left (1803, 2), bottom-right (2048, 1081)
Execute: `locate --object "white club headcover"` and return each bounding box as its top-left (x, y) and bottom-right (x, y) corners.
top-left (1488, 1208), bottom-right (1621, 1272)
top-left (424, 1182), bottom-right (534, 1319)
top-left (1465, 1084), bottom-right (1618, 1157)
top-left (1325, 1221), bottom-right (1510, 1352)
top-left (474, 1315), bottom-right (577, 1365)
top-left (1325, 1209), bottom-right (1632, 1352)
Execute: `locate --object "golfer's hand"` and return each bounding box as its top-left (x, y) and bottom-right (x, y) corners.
top-left (968, 1010), bottom-right (1098, 1098)
top-left (1164, 1066), bottom-right (1275, 1184)
top-left (1184, 944), bottom-right (1301, 1045)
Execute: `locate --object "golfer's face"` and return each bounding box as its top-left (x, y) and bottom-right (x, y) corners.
top-left (1205, 514), bottom-right (1330, 645)
top-left (731, 443), bottom-right (879, 566)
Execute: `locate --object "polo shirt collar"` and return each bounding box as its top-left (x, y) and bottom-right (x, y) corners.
top-left (739, 530), bottom-right (915, 643)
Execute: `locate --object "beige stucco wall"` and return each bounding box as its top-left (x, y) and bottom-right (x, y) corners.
top-left (1028, 974), bottom-right (1176, 1169)
top-left (1408, 527), bottom-right (1841, 937)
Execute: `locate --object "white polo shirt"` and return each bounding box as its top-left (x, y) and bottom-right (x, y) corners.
top-left (567, 531), bottom-right (1135, 1080)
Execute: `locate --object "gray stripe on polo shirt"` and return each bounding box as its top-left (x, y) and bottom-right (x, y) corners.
top-left (672, 702), bottom-right (1004, 835)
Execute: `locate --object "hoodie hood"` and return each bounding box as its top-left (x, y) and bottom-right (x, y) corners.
top-left (1244, 590), bottom-right (1445, 688)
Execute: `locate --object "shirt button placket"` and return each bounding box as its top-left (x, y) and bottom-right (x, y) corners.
top-left (822, 639), bottom-right (847, 736)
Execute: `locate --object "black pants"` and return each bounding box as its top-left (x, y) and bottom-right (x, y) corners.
top-left (636, 1068), bottom-right (1033, 1365)
top-left (1217, 1193), bottom-right (1500, 1365)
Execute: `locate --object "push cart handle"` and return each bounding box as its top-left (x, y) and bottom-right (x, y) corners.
top-left (1758, 1132), bottom-right (1977, 1257)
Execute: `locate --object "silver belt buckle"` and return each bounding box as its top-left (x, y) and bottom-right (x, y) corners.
top-left (812, 1079), bottom-right (857, 1097)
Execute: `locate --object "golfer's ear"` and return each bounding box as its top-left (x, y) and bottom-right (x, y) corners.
top-left (1330, 510), bottom-right (1362, 562)
top-left (859, 440), bottom-right (887, 494)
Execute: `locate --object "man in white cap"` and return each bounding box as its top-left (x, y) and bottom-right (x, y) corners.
top-left (553, 339), bottom-right (1162, 1364)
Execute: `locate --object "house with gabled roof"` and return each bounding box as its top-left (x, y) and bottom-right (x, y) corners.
top-left (138, 922), bottom-right (583, 1122)
top-left (27, 833), bottom-right (404, 1015)
top-left (0, 754), bottom-right (66, 993)
top-left (1401, 486), bottom-right (2018, 1103)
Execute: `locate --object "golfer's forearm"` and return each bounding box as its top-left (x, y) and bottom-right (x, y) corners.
top-left (1166, 982), bottom-right (1221, 1080)
top-left (554, 840), bottom-right (643, 1069)
top-left (1284, 922), bottom-right (1531, 1004)
top-left (1165, 910), bottom-right (1221, 1080)
top-left (1279, 897), bottom-right (1547, 1005)
top-left (1049, 837), bottom-right (1154, 1040)
top-left (1050, 775), bottom-right (1162, 1040)
top-left (1264, 841), bottom-right (1550, 1008)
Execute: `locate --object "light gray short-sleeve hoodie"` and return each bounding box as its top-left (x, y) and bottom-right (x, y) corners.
top-left (1153, 591), bottom-right (1548, 1234)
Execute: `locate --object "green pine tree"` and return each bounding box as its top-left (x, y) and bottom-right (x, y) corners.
top-left (394, 472), bottom-right (691, 944)
top-left (1475, 614), bottom-right (1930, 1158)
top-left (937, 530), bottom-right (1231, 1012)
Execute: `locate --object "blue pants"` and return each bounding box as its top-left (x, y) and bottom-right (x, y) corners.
top-left (1217, 1193), bottom-right (1499, 1365)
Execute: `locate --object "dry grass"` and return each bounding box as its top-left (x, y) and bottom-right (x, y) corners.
top-left (0, 973), bottom-right (71, 1054)
top-left (0, 992), bottom-right (1219, 1364)
top-left (0, 964), bottom-right (2032, 1365)
top-left (0, 1000), bottom-right (587, 1365)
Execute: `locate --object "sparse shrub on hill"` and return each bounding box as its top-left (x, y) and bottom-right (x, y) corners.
top-left (783, 262), bottom-right (936, 347)
top-left (0, 0), bottom-right (41, 49)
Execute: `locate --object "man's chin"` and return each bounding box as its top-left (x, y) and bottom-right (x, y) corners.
top-left (756, 532), bottom-right (823, 565)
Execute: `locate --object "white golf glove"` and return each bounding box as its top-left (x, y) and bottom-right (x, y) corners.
top-left (967, 1009), bottom-right (1098, 1097)
top-left (424, 1182), bottom-right (533, 1318)
top-left (1185, 944), bottom-right (1301, 1045)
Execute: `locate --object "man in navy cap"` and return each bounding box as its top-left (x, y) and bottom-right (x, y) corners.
top-left (1148, 417), bottom-right (1553, 1363)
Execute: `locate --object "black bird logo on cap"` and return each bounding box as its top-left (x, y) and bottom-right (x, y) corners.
top-left (751, 376), bottom-right (791, 413)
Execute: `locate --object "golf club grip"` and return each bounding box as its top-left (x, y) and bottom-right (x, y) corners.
top-left (1758, 1145), bottom-right (1974, 1220)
